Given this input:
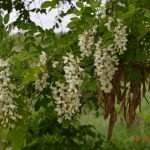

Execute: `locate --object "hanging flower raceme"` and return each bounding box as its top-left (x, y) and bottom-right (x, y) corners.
top-left (78, 17), bottom-right (127, 93)
top-left (93, 18), bottom-right (128, 93)
top-left (39, 51), bottom-right (48, 65)
top-left (99, 3), bottom-right (107, 19)
top-left (114, 19), bottom-right (128, 55)
top-left (63, 53), bottom-right (84, 88)
top-left (51, 81), bottom-right (82, 123)
top-left (104, 16), bottom-right (114, 31)
top-left (0, 59), bottom-right (22, 128)
top-left (78, 26), bottom-right (97, 58)
top-left (94, 39), bottom-right (119, 93)
top-left (34, 51), bottom-right (50, 92)
top-left (51, 53), bottom-right (84, 123)
top-left (34, 72), bottom-right (49, 92)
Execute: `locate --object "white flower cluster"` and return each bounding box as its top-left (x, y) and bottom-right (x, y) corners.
top-left (114, 19), bottom-right (128, 55)
top-left (0, 59), bottom-right (22, 128)
top-left (94, 39), bottom-right (119, 93)
top-left (93, 18), bottom-right (128, 93)
top-left (34, 51), bottom-right (49, 92)
top-left (99, 3), bottom-right (106, 19)
top-left (51, 53), bottom-right (84, 123)
top-left (34, 72), bottom-right (49, 92)
top-left (63, 53), bottom-right (83, 87)
top-left (104, 16), bottom-right (114, 31)
top-left (39, 51), bottom-right (48, 65)
top-left (51, 81), bottom-right (82, 123)
top-left (52, 61), bottom-right (59, 68)
top-left (78, 26), bottom-right (97, 58)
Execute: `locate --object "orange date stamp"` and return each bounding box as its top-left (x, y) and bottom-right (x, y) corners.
top-left (132, 135), bottom-right (150, 142)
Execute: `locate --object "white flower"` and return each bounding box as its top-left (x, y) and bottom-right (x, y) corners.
top-left (51, 53), bottom-right (84, 122)
top-left (34, 72), bottom-right (49, 92)
top-left (52, 61), bottom-right (59, 68)
top-left (0, 58), bottom-right (22, 128)
top-left (93, 18), bottom-right (128, 93)
top-left (105, 17), bottom-right (114, 31)
top-left (94, 38), bottom-right (118, 93)
top-left (99, 4), bottom-right (106, 19)
top-left (33, 51), bottom-right (49, 92)
top-left (114, 19), bottom-right (128, 55)
top-left (39, 51), bottom-right (47, 65)
top-left (63, 53), bottom-right (84, 88)
top-left (51, 82), bottom-right (82, 122)
top-left (78, 26), bottom-right (97, 58)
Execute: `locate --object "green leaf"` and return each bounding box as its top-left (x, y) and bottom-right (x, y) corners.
top-left (142, 0), bottom-right (150, 9)
top-left (128, 4), bottom-right (136, 12)
top-left (124, 66), bottom-right (141, 82)
top-left (41, 1), bottom-right (51, 9)
top-left (70, 17), bottom-right (79, 22)
top-left (41, 0), bottom-right (57, 9)
top-left (84, 7), bottom-right (93, 15)
top-left (67, 22), bottom-right (77, 29)
top-left (122, 4), bottom-right (135, 19)
top-left (135, 50), bottom-right (147, 62)
top-left (87, 82), bottom-right (97, 92)
top-left (7, 121), bottom-right (27, 150)
top-left (83, 77), bottom-right (97, 92)
top-left (72, 9), bottom-right (82, 16)
top-left (21, 66), bottom-right (43, 87)
top-left (144, 10), bottom-right (150, 18)
top-left (4, 14), bottom-right (9, 24)
top-left (90, 0), bottom-right (100, 8)
top-left (76, 1), bottom-right (84, 9)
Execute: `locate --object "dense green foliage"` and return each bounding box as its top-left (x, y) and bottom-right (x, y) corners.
top-left (0, 0), bottom-right (150, 150)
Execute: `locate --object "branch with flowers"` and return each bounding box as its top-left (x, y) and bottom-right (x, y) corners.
top-left (0, 0), bottom-right (149, 149)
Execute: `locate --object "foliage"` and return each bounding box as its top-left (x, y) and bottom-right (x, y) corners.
top-left (0, 0), bottom-right (150, 150)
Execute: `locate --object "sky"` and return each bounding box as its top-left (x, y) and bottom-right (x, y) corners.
top-left (10, 0), bottom-right (106, 33)
top-left (29, 0), bottom-right (74, 32)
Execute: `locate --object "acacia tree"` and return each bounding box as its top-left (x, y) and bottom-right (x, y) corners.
top-left (0, 0), bottom-right (150, 149)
